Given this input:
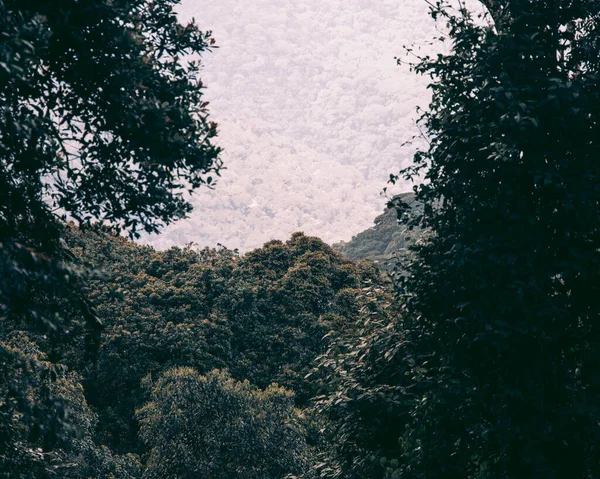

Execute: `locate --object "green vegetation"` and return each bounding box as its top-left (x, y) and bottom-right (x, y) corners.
top-left (138, 368), bottom-right (311, 479)
top-left (2, 225), bottom-right (382, 477)
top-left (1, 1), bottom-right (222, 476)
top-left (332, 192), bottom-right (420, 269)
top-left (65, 227), bottom-right (378, 452)
top-left (1, 0), bottom-right (221, 320)
top-left (319, 1), bottom-right (600, 478)
top-left (397, 1), bottom-right (600, 475)
top-left (2, 0), bottom-right (599, 478)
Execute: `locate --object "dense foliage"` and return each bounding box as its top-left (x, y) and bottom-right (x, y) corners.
top-left (1, 0), bottom-right (222, 323)
top-left (320, 1), bottom-right (600, 478)
top-left (398, 1), bottom-right (600, 476)
top-left (313, 284), bottom-right (410, 479)
top-left (3, 1), bottom-right (599, 478)
top-left (1, 1), bottom-right (223, 476)
top-left (0, 332), bottom-right (141, 478)
top-left (1, 0), bottom-right (221, 238)
top-left (138, 368), bottom-right (311, 479)
top-left (2, 225), bottom-right (383, 476)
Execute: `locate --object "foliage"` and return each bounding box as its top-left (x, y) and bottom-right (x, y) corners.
top-left (1, 0), bottom-right (221, 240)
top-left (63, 227), bottom-right (235, 452)
top-left (332, 193), bottom-right (420, 270)
top-left (137, 368), bottom-right (312, 479)
top-left (1, 0), bottom-right (222, 332)
top-left (0, 335), bottom-right (59, 478)
top-left (313, 285), bottom-right (412, 479)
top-left (30, 228), bottom-right (379, 458)
top-left (387, 1), bottom-right (600, 477)
top-left (223, 232), bottom-right (380, 404)
top-left (0, 333), bottom-right (140, 478)
top-left (5, 226), bottom-right (373, 475)
top-left (318, 1), bottom-right (600, 478)
top-left (1, 0), bottom-right (222, 474)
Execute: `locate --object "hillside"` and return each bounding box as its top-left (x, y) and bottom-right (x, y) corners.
top-left (140, 0), bottom-right (453, 252)
top-left (332, 192), bottom-right (420, 269)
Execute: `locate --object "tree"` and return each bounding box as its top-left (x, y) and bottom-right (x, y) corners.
top-left (313, 284), bottom-right (411, 479)
top-left (388, 0), bottom-right (600, 477)
top-left (0, 0), bottom-right (222, 323)
top-left (1, 1), bottom-right (222, 474)
top-left (222, 232), bottom-right (380, 405)
top-left (66, 229), bottom-right (235, 453)
top-left (137, 368), bottom-right (312, 479)
top-left (0, 333), bottom-right (141, 479)
top-left (62, 230), bottom-right (377, 452)
top-left (318, 1), bottom-right (599, 477)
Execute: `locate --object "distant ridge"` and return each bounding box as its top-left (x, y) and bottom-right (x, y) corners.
top-left (332, 192), bottom-right (421, 269)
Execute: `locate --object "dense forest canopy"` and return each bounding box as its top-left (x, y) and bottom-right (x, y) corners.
top-left (1, 0), bottom-right (223, 475)
top-left (2, 0), bottom-right (599, 478)
top-left (323, 0), bottom-right (600, 477)
top-left (3, 219), bottom-right (388, 476)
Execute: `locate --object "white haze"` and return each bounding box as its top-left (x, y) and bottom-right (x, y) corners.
top-left (140, 0), bottom-right (484, 252)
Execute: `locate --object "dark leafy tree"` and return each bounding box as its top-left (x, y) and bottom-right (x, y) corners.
top-left (388, 1), bottom-right (600, 477)
top-left (38, 229), bottom-right (375, 456)
top-left (314, 285), bottom-right (411, 479)
top-left (0, 0), bottom-right (221, 322)
top-left (0, 333), bottom-right (141, 479)
top-left (1, 0), bottom-right (221, 474)
top-left (222, 232), bottom-right (380, 405)
top-left (63, 228), bottom-right (235, 453)
top-left (318, 1), bottom-right (600, 477)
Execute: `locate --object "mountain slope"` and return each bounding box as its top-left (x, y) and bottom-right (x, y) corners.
top-left (332, 192), bottom-right (421, 268)
top-left (141, 0), bottom-right (452, 251)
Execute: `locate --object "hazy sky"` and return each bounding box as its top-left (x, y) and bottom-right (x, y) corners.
top-left (141, 0), bottom-right (475, 252)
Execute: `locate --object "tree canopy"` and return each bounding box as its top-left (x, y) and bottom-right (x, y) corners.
top-left (3, 1), bottom-right (599, 478)
top-left (397, 1), bottom-right (600, 474)
top-left (1, 1), bottom-right (223, 475)
top-left (138, 368), bottom-right (312, 479)
top-left (0, 0), bottom-right (222, 324)
top-left (4, 227), bottom-right (380, 477)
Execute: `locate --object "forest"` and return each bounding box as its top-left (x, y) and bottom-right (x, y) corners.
top-left (1, 0), bottom-right (599, 478)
